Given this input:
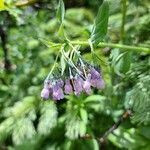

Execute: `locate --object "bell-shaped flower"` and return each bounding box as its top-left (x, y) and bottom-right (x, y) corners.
top-left (96, 78), bottom-right (105, 89)
top-left (64, 79), bottom-right (73, 94)
top-left (52, 84), bottom-right (64, 100)
top-left (73, 76), bottom-right (83, 96)
top-left (83, 74), bottom-right (92, 95)
top-left (41, 88), bottom-right (50, 99)
top-left (90, 68), bottom-right (105, 89)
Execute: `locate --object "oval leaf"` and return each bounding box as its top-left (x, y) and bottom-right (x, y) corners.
top-left (57, 0), bottom-right (65, 23)
top-left (90, 1), bottom-right (109, 46)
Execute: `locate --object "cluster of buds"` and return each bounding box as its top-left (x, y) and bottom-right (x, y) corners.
top-left (41, 59), bottom-right (105, 100)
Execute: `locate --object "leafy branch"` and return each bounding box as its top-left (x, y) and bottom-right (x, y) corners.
top-left (81, 110), bottom-right (132, 145)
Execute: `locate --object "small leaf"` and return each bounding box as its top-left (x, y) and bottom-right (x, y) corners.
top-left (79, 121), bottom-right (86, 137)
top-left (65, 117), bottom-right (87, 139)
top-left (90, 1), bottom-right (109, 46)
top-left (84, 95), bottom-right (106, 103)
top-left (117, 52), bottom-right (131, 74)
top-left (80, 108), bottom-right (88, 124)
top-left (57, 0), bottom-right (65, 23)
top-left (12, 118), bottom-right (36, 145)
top-left (38, 101), bottom-right (57, 135)
top-left (58, 23), bottom-right (65, 36)
top-left (0, 118), bottom-right (14, 142)
top-left (111, 49), bottom-right (131, 76)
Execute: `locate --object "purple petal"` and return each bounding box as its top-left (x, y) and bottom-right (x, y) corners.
top-left (64, 79), bottom-right (73, 94)
top-left (90, 68), bottom-right (100, 79)
top-left (57, 79), bottom-right (64, 88)
top-left (41, 88), bottom-right (50, 99)
top-left (83, 80), bottom-right (91, 95)
top-left (52, 84), bottom-right (64, 100)
top-left (96, 78), bottom-right (105, 89)
top-left (73, 76), bottom-right (83, 96)
top-left (90, 79), bottom-right (97, 87)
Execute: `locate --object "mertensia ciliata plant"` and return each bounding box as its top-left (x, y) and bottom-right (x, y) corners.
top-left (40, 0), bottom-right (109, 101)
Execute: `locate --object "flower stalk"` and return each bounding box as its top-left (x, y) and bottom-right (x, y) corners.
top-left (70, 41), bottom-right (150, 54)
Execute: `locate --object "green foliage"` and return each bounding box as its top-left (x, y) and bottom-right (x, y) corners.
top-left (0, 0), bottom-right (150, 149)
top-left (90, 1), bottom-right (109, 46)
top-left (12, 118), bottom-right (36, 145)
top-left (38, 101), bottom-right (57, 135)
top-left (57, 0), bottom-right (65, 24)
top-left (125, 75), bottom-right (150, 124)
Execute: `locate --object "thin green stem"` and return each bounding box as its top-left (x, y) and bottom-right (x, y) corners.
top-left (46, 48), bottom-right (62, 80)
top-left (70, 41), bottom-right (150, 54)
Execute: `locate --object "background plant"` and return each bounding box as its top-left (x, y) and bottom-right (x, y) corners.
top-left (0, 0), bottom-right (150, 150)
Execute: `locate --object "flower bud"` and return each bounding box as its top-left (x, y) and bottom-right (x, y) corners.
top-left (41, 88), bottom-right (50, 99)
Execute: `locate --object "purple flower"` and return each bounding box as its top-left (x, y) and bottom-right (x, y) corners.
top-left (52, 84), bottom-right (64, 100)
top-left (73, 76), bottom-right (83, 96)
top-left (57, 79), bottom-right (64, 88)
top-left (96, 78), bottom-right (105, 89)
top-left (90, 68), bottom-right (100, 79)
top-left (64, 79), bottom-right (73, 94)
top-left (90, 68), bottom-right (105, 89)
top-left (83, 74), bottom-right (92, 94)
top-left (41, 88), bottom-right (50, 99)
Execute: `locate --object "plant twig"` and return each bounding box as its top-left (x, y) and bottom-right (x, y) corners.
top-left (80, 110), bottom-right (132, 145)
top-left (98, 110), bottom-right (132, 144)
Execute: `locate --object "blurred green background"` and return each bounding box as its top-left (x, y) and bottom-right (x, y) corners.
top-left (0, 0), bottom-right (150, 149)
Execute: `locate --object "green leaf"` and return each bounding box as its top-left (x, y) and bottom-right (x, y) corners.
top-left (90, 1), bottom-right (109, 46)
top-left (65, 117), bottom-right (87, 139)
top-left (12, 118), bottom-right (36, 145)
top-left (0, 118), bottom-right (14, 142)
top-left (12, 96), bottom-right (36, 118)
top-left (57, 0), bottom-right (65, 23)
top-left (38, 101), bottom-right (57, 135)
top-left (111, 49), bottom-right (131, 76)
top-left (116, 52), bottom-right (131, 75)
top-left (80, 108), bottom-right (88, 124)
top-left (125, 75), bottom-right (150, 124)
top-left (84, 95), bottom-right (106, 103)
top-left (58, 23), bottom-right (65, 37)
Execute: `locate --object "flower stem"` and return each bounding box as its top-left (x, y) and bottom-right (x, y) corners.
top-left (70, 41), bottom-right (150, 54)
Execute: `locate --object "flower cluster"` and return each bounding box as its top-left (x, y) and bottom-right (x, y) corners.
top-left (41, 61), bottom-right (105, 100)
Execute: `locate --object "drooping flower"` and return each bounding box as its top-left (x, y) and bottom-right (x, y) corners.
top-left (52, 84), bottom-right (64, 100)
top-left (96, 78), bottom-right (105, 89)
top-left (41, 56), bottom-right (106, 101)
top-left (64, 79), bottom-right (73, 94)
top-left (41, 88), bottom-right (50, 99)
top-left (83, 74), bottom-right (92, 94)
top-left (90, 68), bottom-right (105, 89)
top-left (90, 68), bottom-right (100, 79)
top-left (73, 76), bottom-right (84, 96)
